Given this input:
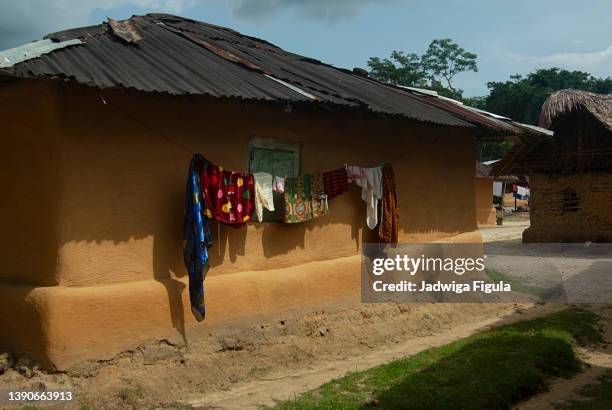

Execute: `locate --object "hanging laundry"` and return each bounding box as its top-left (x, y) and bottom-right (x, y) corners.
top-left (378, 163), bottom-right (400, 244)
top-left (346, 164), bottom-right (367, 186)
top-left (273, 176), bottom-right (285, 193)
top-left (311, 173), bottom-right (329, 218)
top-left (183, 154), bottom-right (213, 322)
top-left (493, 181), bottom-right (503, 198)
top-left (514, 186), bottom-right (530, 200)
top-left (347, 165), bottom-right (383, 230)
top-left (201, 163), bottom-right (255, 224)
top-left (323, 167), bottom-right (349, 199)
top-left (363, 167), bottom-right (383, 229)
top-left (283, 174), bottom-right (313, 223)
top-left (522, 187), bottom-right (531, 200)
top-left (254, 172), bottom-right (275, 222)
top-left (272, 176), bottom-right (285, 193)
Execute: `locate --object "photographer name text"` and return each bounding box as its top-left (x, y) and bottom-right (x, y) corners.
top-left (372, 280), bottom-right (511, 294)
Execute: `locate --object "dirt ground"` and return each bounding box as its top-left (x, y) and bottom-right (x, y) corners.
top-left (514, 305), bottom-right (612, 409)
top-left (1, 212), bottom-right (610, 409)
top-left (0, 302), bottom-right (522, 409)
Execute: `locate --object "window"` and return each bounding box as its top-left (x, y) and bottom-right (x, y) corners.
top-left (561, 188), bottom-right (581, 213)
top-left (248, 137), bottom-right (300, 221)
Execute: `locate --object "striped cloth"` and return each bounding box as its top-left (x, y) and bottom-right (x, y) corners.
top-left (323, 167), bottom-right (349, 199)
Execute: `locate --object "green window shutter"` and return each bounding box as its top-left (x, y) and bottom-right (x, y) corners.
top-left (251, 148), bottom-right (297, 177)
top-left (248, 138), bottom-right (300, 221)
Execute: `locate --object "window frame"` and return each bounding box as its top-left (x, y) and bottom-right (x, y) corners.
top-left (247, 136), bottom-right (301, 222)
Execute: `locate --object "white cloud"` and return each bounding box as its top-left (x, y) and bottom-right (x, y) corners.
top-left (507, 45), bottom-right (612, 67)
top-left (0, 1), bottom-right (195, 50)
top-left (0, 0), bottom-right (383, 50)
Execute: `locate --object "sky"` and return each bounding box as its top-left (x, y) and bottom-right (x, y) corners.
top-left (0, 0), bottom-right (611, 97)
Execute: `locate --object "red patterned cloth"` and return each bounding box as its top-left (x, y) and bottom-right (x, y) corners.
top-left (201, 163), bottom-right (255, 224)
top-left (323, 167), bottom-right (349, 199)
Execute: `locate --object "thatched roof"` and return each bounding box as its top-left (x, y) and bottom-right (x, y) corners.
top-left (493, 89), bottom-right (612, 176)
top-left (539, 89), bottom-right (612, 131)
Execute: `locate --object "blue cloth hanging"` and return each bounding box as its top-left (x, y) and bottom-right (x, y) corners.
top-left (183, 154), bottom-right (213, 322)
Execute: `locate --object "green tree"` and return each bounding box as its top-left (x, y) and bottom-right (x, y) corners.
top-left (367, 39), bottom-right (478, 99)
top-left (367, 51), bottom-right (427, 87)
top-left (484, 68), bottom-right (612, 124)
top-left (476, 140), bottom-right (513, 162)
top-left (421, 38), bottom-right (478, 93)
top-left (471, 68), bottom-right (612, 161)
top-left (462, 95), bottom-right (487, 110)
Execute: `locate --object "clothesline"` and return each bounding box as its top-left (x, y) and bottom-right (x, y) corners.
top-left (512, 184), bottom-right (530, 200)
top-left (182, 153), bottom-right (400, 322)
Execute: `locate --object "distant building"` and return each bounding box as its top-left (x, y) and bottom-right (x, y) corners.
top-left (494, 89), bottom-right (612, 242)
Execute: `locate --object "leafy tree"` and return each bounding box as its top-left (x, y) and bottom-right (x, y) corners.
top-left (367, 39), bottom-right (478, 99)
top-left (421, 38), bottom-right (478, 93)
top-left (471, 68), bottom-right (612, 161)
top-left (462, 95), bottom-right (487, 110)
top-left (484, 68), bottom-right (612, 124)
top-left (427, 79), bottom-right (464, 100)
top-left (367, 51), bottom-right (427, 87)
top-left (477, 140), bottom-right (513, 162)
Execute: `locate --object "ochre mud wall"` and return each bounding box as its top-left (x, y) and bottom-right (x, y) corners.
top-left (0, 80), bottom-right (480, 368)
top-left (0, 81), bottom-right (62, 286)
top-left (475, 177), bottom-right (495, 226)
top-left (524, 172), bottom-right (612, 242)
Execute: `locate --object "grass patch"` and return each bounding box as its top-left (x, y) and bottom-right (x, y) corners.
top-left (271, 307), bottom-right (602, 410)
top-left (555, 370), bottom-right (612, 409)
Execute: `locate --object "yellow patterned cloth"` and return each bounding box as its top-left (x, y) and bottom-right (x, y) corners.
top-left (311, 173), bottom-right (329, 218)
top-left (283, 174), bottom-right (312, 223)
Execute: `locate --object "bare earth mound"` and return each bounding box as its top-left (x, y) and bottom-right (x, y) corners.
top-left (0, 302), bottom-right (519, 409)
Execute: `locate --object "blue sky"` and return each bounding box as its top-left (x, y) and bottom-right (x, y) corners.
top-left (1, 0), bottom-right (611, 96)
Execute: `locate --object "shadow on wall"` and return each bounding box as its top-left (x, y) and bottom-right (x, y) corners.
top-left (150, 185), bottom-right (368, 339)
top-left (0, 285), bottom-right (49, 367)
top-left (3, 85), bottom-right (479, 342)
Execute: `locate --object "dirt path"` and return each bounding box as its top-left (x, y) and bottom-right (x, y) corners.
top-left (514, 306), bottom-right (612, 410)
top-left (479, 212), bottom-right (530, 243)
top-left (183, 314), bottom-right (517, 409)
top-left (0, 303), bottom-right (521, 409)
top-left (183, 303), bottom-right (572, 409)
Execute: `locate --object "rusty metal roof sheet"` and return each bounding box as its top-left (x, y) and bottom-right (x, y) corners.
top-left (0, 14), bottom-right (477, 128)
top-left (399, 86), bottom-right (553, 138)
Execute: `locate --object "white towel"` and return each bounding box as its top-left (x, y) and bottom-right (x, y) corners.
top-left (363, 167), bottom-right (383, 229)
top-left (347, 165), bottom-right (383, 230)
top-left (493, 181), bottom-right (503, 197)
top-left (254, 172), bottom-right (275, 222)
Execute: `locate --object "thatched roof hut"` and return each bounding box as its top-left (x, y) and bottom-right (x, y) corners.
top-left (492, 89), bottom-right (612, 243)
top-left (493, 89), bottom-right (612, 175)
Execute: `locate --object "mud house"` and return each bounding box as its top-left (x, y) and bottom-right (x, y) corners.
top-left (494, 89), bottom-right (612, 242)
top-left (0, 14), bottom-right (546, 369)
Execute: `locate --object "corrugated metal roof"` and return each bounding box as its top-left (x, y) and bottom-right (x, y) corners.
top-left (0, 14), bottom-right (473, 128)
top-left (0, 38), bottom-right (82, 68)
top-left (399, 86), bottom-right (553, 137)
